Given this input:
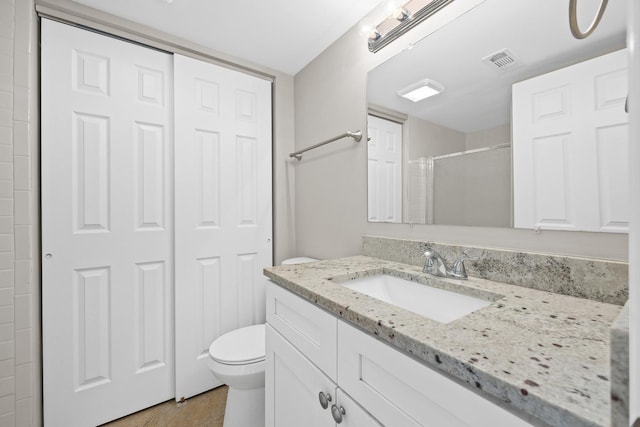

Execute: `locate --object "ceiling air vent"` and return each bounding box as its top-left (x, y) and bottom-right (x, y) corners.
top-left (481, 48), bottom-right (521, 72)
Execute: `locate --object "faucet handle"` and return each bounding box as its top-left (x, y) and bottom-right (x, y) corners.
top-left (450, 256), bottom-right (479, 279)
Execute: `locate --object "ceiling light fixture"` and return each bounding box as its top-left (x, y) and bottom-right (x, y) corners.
top-left (368, 0), bottom-right (454, 53)
top-left (397, 79), bottom-right (445, 102)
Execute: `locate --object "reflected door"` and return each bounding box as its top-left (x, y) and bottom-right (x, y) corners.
top-left (367, 115), bottom-right (402, 223)
top-left (513, 49), bottom-right (629, 232)
top-left (41, 19), bottom-right (174, 427)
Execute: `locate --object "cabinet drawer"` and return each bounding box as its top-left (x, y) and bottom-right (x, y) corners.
top-left (337, 321), bottom-right (533, 427)
top-left (266, 281), bottom-right (337, 380)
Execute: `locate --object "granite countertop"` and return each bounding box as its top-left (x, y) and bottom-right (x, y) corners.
top-left (263, 256), bottom-right (622, 427)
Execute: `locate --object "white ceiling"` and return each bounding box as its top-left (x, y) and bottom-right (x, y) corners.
top-left (367, 0), bottom-right (627, 133)
top-left (70, 0), bottom-right (384, 75)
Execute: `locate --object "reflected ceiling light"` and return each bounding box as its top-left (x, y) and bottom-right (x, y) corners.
top-left (368, 0), bottom-right (454, 53)
top-left (397, 79), bottom-right (444, 102)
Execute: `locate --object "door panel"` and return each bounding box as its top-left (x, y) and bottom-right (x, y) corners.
top-left (513, 49), bottom-right (629, 232)
top-left (42, 19), bottom-right (174, 427)
top-left (367, 115), bottom-right (402, 223)
top-left (174, 54), bottom-right (273, 399)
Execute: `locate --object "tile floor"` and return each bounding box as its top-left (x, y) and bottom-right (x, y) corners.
top-left (100, 386), bottom-right (228, 427)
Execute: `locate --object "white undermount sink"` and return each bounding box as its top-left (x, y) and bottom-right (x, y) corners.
top-left (341, 274), bottom-right (493, 324)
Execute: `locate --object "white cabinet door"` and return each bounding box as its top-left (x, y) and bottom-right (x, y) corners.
top-left (367, 115), bottom-right (403, 223)
top-left (513, 49), bottom-right (628, 232)
top-left (42, 19), bottom-right (174, 427)
top-left (174, 55), bottom-right (273, 399)
top-left (265, 325), bottom-right (336, 427)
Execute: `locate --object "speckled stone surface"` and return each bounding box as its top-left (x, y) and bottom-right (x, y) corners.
top-left (362, 236), bottom-right (628, 305)
top-left (264, 256), bottom-right (622, 427)
top-left (610, 303), bottom-right (629, 427)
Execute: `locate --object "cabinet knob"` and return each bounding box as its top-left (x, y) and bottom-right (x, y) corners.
top-left (318, 391), bottom-right (332, 409)
top-left (331, 404), bottom-right (346, 424)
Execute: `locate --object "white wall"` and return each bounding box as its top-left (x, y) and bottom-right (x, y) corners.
top-left (406, 116), bottom-right (465, 159)
top-left (294, 0), bottom-right (628, 261)
top-left (465, 123), bottom-right (510, 150)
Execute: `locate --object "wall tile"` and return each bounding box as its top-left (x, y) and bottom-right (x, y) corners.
top-left (13, 87), bottom-right (28, 122)
top-left (14, 295), bottom-right (29, 329)
top-left (0, 108), bottom-right (11, 128)
top-left (0, 127), bottom-right (10, 146)
top-left (0, 306), bottom-right (13, 324)
top-left (0, 40), bottom-right (12, 57)
top-left (0, 183), bottom-right (9, 199)
top-left (14, 329), bottom-right (29, 365)
top-left (0, 341), bottom-right (14, 361)
top-left (13, 261), bottom-right (29, 295)
top-left (12, 122), bottom-right (28, 157)
top-left (0, 394), bottom-right (14, 416)
top-left (15, 364), bottom-right (30, 400)
top-left (0, 145), bottom-right (12, 162)
top-left (0, 235), bottom-right (12, 253)
top-left (0, 217), bottom-right (11, 234)
top-left (0, 55), bottom-right (11, 79)
top-left (0, 72), bottom-right (12, 92)
top-left (0, 360), bottom-right (12, 379)
top-left (0, 376), bottom-right (14, 398)
top-left (0, 411), bottom-right (15, 427)
top-left (0, 289), bottom-right (12, 307)
top-left (14, 225), bottom-right (30, 260)
top-left (0, 91), bottom-right (11, 111)
top-left (0, 324), bottom-right (11, 342)
top-left (15, 398), bottom-right (30, 427)
top-left (13, 191), bottom-right (28, 226)
top-left (13, 53), bottom-right (29, 89)
top-left (13, 19), bottom-right (30, 55)
top-left (0, 163), bottom-right (13, 181)
top-left (0, 254), bottom-right (13, 271)
top-left (0, 0), bottom-right (16, 16)
top-left (0, 18), bottom-right (14, 40)
top-left (15, 0), bottom-right (32, 23)
top-left (0, 271), bottom-right (13, 289)
top-left (12, 156), bottom-right (29, 190)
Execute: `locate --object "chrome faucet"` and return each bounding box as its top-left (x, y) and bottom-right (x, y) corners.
top-left (422, 247), bottom-right (478, 280)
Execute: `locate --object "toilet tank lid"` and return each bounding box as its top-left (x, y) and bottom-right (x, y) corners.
top-left (209, 324), bottom-right (265, 365)
top-left (281, 257), bottom-right (319, 265)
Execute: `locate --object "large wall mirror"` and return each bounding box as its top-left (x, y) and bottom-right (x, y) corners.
top-left (366, 0), bottom-right (628, 231)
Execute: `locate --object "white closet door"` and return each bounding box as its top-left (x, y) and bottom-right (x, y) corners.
top-left (367, 115), bottom-right (403, 223)
top-left (41, 20), bottom-right (174, 427)
top-left (174, 54), bottom-right (273, 399)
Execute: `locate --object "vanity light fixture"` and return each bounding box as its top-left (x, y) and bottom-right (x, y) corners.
top-left (397, 79), bottom-right (444, 102)
top-left (393, 7), bottom-right (410, 21)
top-left (368, 0), bottom-right (455, 52)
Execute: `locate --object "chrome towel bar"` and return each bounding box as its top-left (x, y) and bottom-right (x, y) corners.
top-left (290, 130), bottom-right (362, 160)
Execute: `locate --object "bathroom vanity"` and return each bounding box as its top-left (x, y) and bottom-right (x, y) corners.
top-left (264, 256), bottom-right (621, 427)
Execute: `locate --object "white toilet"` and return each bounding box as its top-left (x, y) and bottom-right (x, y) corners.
top-left (207, 256), bottom-right (318, 427)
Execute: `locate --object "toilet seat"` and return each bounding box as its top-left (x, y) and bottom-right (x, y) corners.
top-left (209, 324), bottom-right (265, 365)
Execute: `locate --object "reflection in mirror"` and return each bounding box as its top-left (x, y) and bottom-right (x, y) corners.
top-left (367, 0), bottom-right (627, 230)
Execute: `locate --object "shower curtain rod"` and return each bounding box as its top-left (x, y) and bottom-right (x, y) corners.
top-left (290, 130), bottom-right (363, 160)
